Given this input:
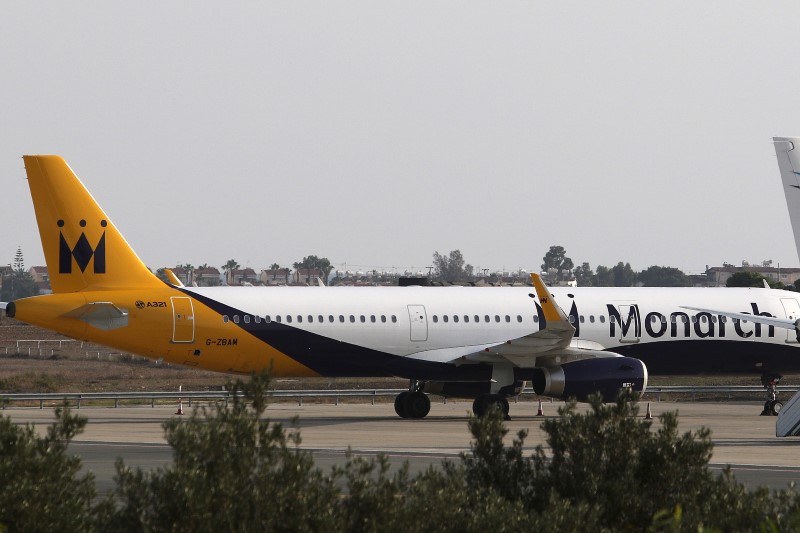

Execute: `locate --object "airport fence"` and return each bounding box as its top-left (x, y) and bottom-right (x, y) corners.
top-left (0, 385), bottom-right (779, 409)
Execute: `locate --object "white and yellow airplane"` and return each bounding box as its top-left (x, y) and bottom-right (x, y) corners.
top-left (2, 149), bottom-right (800, 418)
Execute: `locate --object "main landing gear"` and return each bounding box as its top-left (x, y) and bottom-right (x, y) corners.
top-left (761, 373), bottom-right (783, 416)
top-left (394, 380), bottom-right (431, 419)
top-left (472, 394), bottom-right (511, 420)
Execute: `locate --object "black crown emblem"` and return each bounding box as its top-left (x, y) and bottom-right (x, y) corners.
top-left (58, 219), bottom-right (107, 274)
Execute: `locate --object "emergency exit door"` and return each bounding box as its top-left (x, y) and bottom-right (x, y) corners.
top-left (171, 296), bottom-right (195, 343)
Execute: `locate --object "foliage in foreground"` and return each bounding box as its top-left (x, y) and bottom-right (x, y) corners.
top-left (3, 378), bottom-right (800, 531)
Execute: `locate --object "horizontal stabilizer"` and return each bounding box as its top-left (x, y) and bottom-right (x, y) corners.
top-left (62, 302), bottom-right (129, 330)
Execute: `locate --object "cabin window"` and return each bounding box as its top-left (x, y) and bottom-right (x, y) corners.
top-left (533, 315), bottom-right (539, 323)
top-left (286, 315), bottom-right (293, 323)
top-left (599, 316), bottom-right (605, 323)
top-left (474, 315), bottom-right (480, 322)
top-left (328, 315), bottom-right (334, 322)
top-left (318, 315), bottom-right (324, 322)
top-left (265, 315), bottom-right (271, 323)
top-left (579, 315), bottom-right (584, 323)
top-left (244, 316), bottom-right (250, 324)
top-left (589, 315), bottom-right (595, 323)
top-left (254, 316), bottom-right (261, 324)
top-left (517, 315), bottom-right (523, 323)
top-left (495, 315), bottom-right (501, 323)
top-left (484, 315), bottom-right (490, 322)
top-left (223, 315), bottom-right (229, 323)
top-left (464, 315), bottom-right (469, 323)
top-left (308, 315), bottom-right (313, 323)
top-left (381, 315), bottom-right (387, 323)
top-left (339, 315), bottom-right (345, 323)
top-left (360, 315), bottom-right (366, 323)
top-left (391, 315), bottom-right (397, 323)
top-left (297, 315), bottom-right (303, 323)
top-left (701, 315), bottom-right (707, 323)
top-left (370, 315), bottom-right (376, 323)
top-left (350, 315), bottom-right (355, 323)
top-left (568, 316), bottom-right (574, 323)
top-left (443, 315), bottom-right (449, 323)
top-left (276, 315), bottom-right (282, 323)
top-left (432, 315), bottom-right (439, 323)
top-left (454, 315), bottom-right (460, 323)
top-left (233, 315), bottom-right (240, 324)
top-left (505, 315), bottom-right (511, 323)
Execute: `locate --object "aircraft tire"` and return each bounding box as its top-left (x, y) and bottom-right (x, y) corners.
top-left (394, 391), bottom-right (410, 418)
top-left (472, 394), bottom-right (509, 418)
top-left (771, 400), bottom-right (783, 416)
top-left (472, 396), bottom-right (489, 417)
top-left (405, 391), bottom-right (431, 419)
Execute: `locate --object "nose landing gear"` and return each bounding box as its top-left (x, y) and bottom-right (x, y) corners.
top-left (761, 373), bottom-right (783, 416)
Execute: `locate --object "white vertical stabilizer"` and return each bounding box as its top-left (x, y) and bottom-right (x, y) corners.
top-left (774, 137), bottom-right (800, 262)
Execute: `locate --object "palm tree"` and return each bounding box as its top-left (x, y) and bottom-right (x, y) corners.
top-left (221, 259), bottom-right (240, 285)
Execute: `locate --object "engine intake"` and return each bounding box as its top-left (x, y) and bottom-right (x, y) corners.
top-left (530, 356), bottom-right (648, 401)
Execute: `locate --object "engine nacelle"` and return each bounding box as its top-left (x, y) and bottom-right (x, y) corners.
top-left (530, 356), bottom-right (648, 402)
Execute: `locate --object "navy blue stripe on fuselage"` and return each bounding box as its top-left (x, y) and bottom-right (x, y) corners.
top-left (183, 290), bottom-right (493, 381)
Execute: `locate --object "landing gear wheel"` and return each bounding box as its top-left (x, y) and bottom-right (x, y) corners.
top-left (760, 373), bottom-right (783, 416)
top-left (405, 391), bottom-right (431, 419)
top-left (394, 391), bottom-right (410, 418)
top-left (472, 394), bottom-right (511, 419)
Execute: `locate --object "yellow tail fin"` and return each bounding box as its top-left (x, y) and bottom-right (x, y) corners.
top-left (23, 156), bottom-right (162, 292)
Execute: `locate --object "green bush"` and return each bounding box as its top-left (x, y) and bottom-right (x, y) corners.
top-left (5, 374), bottom-right (800, 531)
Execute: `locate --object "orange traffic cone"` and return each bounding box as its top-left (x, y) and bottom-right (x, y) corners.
top-left (536, 400), bottom-right (545, 416)
top-left (644, 402), bottom-right (653, 420)
top-left (175, 385), bottom-right (184, 415)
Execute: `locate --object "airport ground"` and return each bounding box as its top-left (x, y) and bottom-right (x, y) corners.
top-left (4, 399), bottom-right (800, 496)
top-left (3, 321), bottom-right (800, 494)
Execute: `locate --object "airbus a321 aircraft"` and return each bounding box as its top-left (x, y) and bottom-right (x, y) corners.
top-left (2, 148), bottom-right (800, 419)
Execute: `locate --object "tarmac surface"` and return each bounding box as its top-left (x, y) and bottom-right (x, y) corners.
top-left (4, 399), bottom-right (800, 495)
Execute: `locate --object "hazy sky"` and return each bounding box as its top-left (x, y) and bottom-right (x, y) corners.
top-left (3, 2), bottom-right (800, 276)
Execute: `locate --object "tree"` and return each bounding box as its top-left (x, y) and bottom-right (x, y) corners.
top-left (221, 259), bottom-right (240, 285)
top-left (0, 404), bottom-right (98, 531)
top-left (98, 372), bottom-right (340, 531)
top-left (638, 265), bottom-right (691, 287)
top-left (594, 265), bottom-right (614, 286)
top-left (727, 271), bottom-right (769, 288)
top-left (292, 256), bottom-right (332, 284)
top-left (1, 247), bottom-right (37, 301)
top-left (269, 263), bottom-right (281, 270)
top-left (612, 262), bottom-right (636, 287)
top-left (573, 262), bottom-right (594, 287)
top-left (432, 250), bottom-right (474, 283)
top-left (541, 245), bottom-right (574, 278)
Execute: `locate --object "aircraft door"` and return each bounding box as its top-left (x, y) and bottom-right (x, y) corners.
top-left (408, 305), bottom-right (428, 342)
top-left (171, 296), bottom-right (195, 343)
top-left (781, 298), bottom-right (800, 344)
top-left (615, 304), bottom-right (641, 344)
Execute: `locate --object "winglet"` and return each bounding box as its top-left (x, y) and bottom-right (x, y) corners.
top-left (163, 269), bottom-right (185, 288)
top-left (530, 273), bottom-right (570, 323)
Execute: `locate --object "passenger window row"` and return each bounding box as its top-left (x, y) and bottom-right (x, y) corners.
top-left (223, 314), bottom-right (398, 325)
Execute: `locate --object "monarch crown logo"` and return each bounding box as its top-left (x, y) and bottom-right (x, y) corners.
top-left (58, 218), bottom-right (107, 274)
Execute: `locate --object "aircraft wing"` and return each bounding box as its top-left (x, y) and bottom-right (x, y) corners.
top-left (452, 274), bottom-right (618, 367)
top-left (680, 306), bottom-right (800, 332)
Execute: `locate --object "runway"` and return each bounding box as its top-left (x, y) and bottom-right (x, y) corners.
top-left (4, 399), bottom-right (800, 494)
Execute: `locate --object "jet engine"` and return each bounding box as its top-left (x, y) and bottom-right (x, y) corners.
top-left (529, 356), bottom-right (648, 401)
